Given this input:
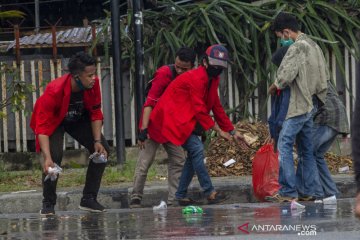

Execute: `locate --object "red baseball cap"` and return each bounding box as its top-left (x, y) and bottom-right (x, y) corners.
top-left (205, 44), bottom-right (229, 68)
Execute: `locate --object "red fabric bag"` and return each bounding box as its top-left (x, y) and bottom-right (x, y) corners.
top-left (252, 144), bottom-right (280, 201)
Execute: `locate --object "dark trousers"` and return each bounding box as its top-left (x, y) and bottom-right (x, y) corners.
top-left (42, 118), bottom-right (110, 205)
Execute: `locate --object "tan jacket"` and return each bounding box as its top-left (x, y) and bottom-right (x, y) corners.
top-left (274, 33), bottom-right (328, 119)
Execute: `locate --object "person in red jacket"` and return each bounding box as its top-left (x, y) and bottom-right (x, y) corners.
top-left (30, 52), bottom-right (109, 215)
top-left (130, 47), bottom-right (196, 208)
top-left (148, 45), bottom-right (247, 206)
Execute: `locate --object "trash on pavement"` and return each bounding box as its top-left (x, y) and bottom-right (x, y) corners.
top-left (182, 206), bottom-right (203, 214)
top-left (338, 165), bottom-right (350, 174)
top-left (291, 208), bottom-right (305, 217)
top-left (153, 201), bottom-right (167, 210)
top-left (291, 200), bottom-right (305, 209)
top-left (223, 159), bottom-right (236, 167)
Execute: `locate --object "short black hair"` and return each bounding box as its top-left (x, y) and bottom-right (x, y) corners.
top-left (271, 46), bottom-right (290, 67)
top-left (68, 52), bottom-right (96, 75)
top-left (175, 47), bottom-right (196, 66)
top-left (272, 12), bottom-right (300, 32)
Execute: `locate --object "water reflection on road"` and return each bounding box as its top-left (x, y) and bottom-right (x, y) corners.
top-left (0, 198), bottom-right (359, 239)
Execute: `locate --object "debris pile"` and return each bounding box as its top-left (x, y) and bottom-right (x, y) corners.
top-left (206, 121), bottom-right (269, 176)
top-left (206, 121), bottom-right (352, 176)
top-left (324, 152), bottom-right (352, 174)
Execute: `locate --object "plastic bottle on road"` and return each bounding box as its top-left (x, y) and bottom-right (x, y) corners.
top-left (89, 152), bottom-right (107, 164)
top-left (153, 200), bottom-right (167, 210)
top-left (182, 206), bottom-right (203, 214)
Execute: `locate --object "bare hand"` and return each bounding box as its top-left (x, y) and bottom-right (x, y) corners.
top-left (268, 83), bottom-right (277, 96)
top-left (137, 129), bottom-right (148, 149)
top-left (94, 142), bottom-right (108, 158)
top-left (138, 140), bottom-right (146, 150)
top-left (233, 132), bottom-right (250, 149)
top-left (43, 158), bottom-right (55, 174)
top-left (218, 130), bottom-right (232, 141)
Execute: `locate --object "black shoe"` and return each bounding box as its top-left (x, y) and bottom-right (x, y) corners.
top-left (40, 202), bottom-right (55, 216)
top-left (129, 198), bottom-right (142, 208)
top-left (79, 198), bottom-right (106, 212)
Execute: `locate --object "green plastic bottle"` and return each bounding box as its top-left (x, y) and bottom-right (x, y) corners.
top-left (182, 205), bottom-right (203, 214)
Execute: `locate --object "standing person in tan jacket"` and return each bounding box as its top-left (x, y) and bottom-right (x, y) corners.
top-left (266, 12), bottom-right (328, 202)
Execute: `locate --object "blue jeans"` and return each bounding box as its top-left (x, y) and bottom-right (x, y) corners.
top-left (297, 124), bottom-right (339, 198)
top-left (278, 110), bottom-right (317, 198)
top-left (175, 134), bottom-right (214, 199)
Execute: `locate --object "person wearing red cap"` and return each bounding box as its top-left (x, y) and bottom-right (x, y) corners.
top-left (148, 44), bottom-right (248, 205)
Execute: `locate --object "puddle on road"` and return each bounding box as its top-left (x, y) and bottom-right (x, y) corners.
top-left (0, 199), bottom-right (359, 239)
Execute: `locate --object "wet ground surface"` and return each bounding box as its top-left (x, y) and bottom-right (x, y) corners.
top-left (0, 198), bottom-right (359, 240)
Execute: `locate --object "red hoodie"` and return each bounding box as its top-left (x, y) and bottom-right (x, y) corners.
top-left (148, 66), bottom-right (234, 145)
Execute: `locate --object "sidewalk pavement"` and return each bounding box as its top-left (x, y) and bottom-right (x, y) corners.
top-left (0, 174), bottom-right (356, 214)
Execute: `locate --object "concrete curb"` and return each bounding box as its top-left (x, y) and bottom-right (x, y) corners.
top-left (0, 175), bottom-right (355, 214)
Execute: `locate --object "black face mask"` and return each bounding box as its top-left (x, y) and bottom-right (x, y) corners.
top-left (206, 65), bottom-right (223, 77)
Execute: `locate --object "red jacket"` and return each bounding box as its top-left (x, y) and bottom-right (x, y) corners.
top-left (30, 73), bottom-right (103, 151)
top-left (144, 65), bottom-right (174, 108)
top-left (148, 66), bottom-right (234, 145)
top-left (139, 65), bottom-right (174, 129)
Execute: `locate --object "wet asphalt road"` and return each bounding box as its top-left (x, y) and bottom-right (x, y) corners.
top-left (0, 198), bottom-right (359, 240)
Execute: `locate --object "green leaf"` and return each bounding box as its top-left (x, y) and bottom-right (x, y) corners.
top-left (199, 8), bottom-right (221, 44)
top-left (0, 10), bottom-right (25, 19)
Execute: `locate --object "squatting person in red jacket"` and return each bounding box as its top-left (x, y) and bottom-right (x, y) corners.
top-left (30, 52), bottom-right (110, 215)
top-left (148, 45), bottom-right (247, 206)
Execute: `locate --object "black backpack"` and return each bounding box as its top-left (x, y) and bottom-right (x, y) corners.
top-left (145, 64), bottom-right (176, 97)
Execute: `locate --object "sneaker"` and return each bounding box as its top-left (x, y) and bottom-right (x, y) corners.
top-left (40, 202), bottom-right (55, 216)
top-left (79, 198), bottom-right (106, 212)
top-left (177, 198), bottom-right (202, 206)
top-left (322, 195), bottom-right (337, 205)
top-left (265, 193), bottom-right (297, 203)
top-left (298, 195), bottom-right (316, 201)
top-left (129, 198), bottom-right (142, 208)
top-left (207, 191), bottom-right (228, 205)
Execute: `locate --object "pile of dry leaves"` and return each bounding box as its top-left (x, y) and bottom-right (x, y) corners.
top-left (205, 121), bottom-right (352, 176)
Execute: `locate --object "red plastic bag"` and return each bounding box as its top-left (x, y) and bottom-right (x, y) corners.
top-left (252, 144), bottom-right (280, 201)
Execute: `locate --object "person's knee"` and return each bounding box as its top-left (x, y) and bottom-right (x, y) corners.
top-left (168, 156), bottom-right (186, 168)
top-left (189, 148), bottom-right (204, 161)
top-left (136, 159), bottom-right (152, 173)
top-left (89, 162), bottom-right (106, 172)
top-left (313, 151), bottom-right (324, 160)
top-left (186, 140), bottom-right (204, 157)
